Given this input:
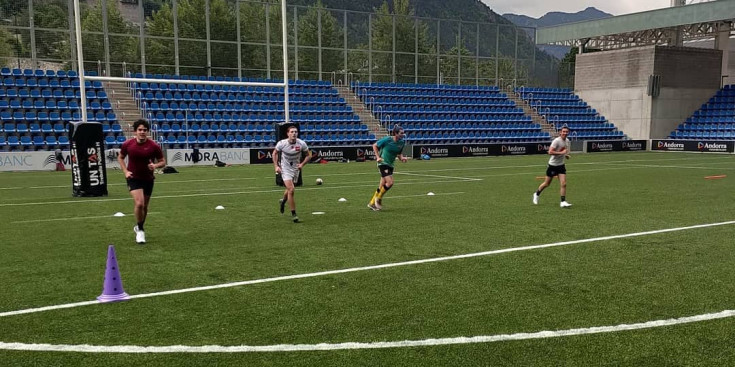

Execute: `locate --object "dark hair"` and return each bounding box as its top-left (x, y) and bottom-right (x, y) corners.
top-left (133, 119), bottom-right (150, 131)
top-left (391, 124), bottom-right (404, 136)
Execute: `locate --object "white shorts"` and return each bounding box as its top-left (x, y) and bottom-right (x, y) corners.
top-left (281, 164), bottom-right (300, 182)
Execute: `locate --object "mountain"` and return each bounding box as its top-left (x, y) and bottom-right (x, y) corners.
top-left (289, 0), bottom-right (509, 25)
top-left (503, 7), bottom-right (612, 28)
top-left (503, 7), bottom-right (613, 59)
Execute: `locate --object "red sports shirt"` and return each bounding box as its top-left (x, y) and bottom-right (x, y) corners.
top-left (120, 138), bottom-right (163, 181)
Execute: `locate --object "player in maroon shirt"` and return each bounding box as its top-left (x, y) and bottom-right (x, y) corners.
top-left (117, 119), bottom-right (166, 244)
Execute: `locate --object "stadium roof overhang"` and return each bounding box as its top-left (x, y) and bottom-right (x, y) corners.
top-left (536, 1), bottom-right (735, 50)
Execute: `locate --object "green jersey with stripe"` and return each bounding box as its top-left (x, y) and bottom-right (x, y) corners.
top-left (376, 136), bottom-right (405, 167)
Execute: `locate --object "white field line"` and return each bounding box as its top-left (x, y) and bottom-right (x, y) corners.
top-left (603, 162), bottom-right (735, 170)
top-left (1, 154), bottom-right (727, 191)
top-left (0, 162), bottom-right (722, 207)
top-left (398, 172), bottom-right (481, 181)
top-left (0, 180), bottom-right (469, 207)
top-left (10, 212), bottom-right (159, 224)
top-left (9, 193), bottom-right (460, 224)
top-left (471, 166), bottom-right (647, 179)
top-left (0, 177), bottom-right (258, 191)
top-left (2, 309), bottom-right (734, 353)
top-left (388, 192), bottom-right (465, 199)
top-left (397, 155), bottom-right (734, 175)
top-left (2, 219), bottom-right (733, 319)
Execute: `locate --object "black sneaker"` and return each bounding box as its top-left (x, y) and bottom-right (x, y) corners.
top-left (279, 198), bottom-right (285, 214)
top-left (292, 214), bottom-right (299, 223)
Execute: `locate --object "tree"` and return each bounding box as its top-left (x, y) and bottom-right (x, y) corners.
top-left (146, 0), bottom-right (238, 75)
top-left (32, 1), bottom-right (70, 62)
top-left (0, 27), bottom-right (18, 67)
top-left (370, 0), bottom-right (433, 82)
top-left (558, 47), bottom-right (578, 89)
top-left (297, 0), bottom-right (343, 77)
top-left (238, 0), bottom-right (286, 78)
top-left (145, 2), bottom-right (175, 74)
top-left (80, 0), bottom-right (138, 72)
top-left (0, 0), bottom-right (27, 20)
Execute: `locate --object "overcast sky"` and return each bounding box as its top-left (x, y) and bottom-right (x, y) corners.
top-left (481, 0), bottom-right (675, 18)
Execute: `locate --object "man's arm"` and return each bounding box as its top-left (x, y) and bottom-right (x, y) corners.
top-left (149, 156), bottom-right (166, 170)
top-left (373, 142), bottom-right (382, 163)
top-left (148, 149), bottom-right (166, 171)
top-left (297, 149), bottom-right (311, 169)
top-left (117, 150), bottom-right (132, 179)
top-left (548, 143), bottom-right (567, 156)
top-left (272, 148), bottom-right (281, 173)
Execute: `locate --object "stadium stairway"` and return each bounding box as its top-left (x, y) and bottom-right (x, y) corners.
top-left (335, 84), bottom-right (387, 139)
top-left (105, 80), bottom-right (143, 133)
top-left (506, 88), bottom-right (558, 138)
top-left (352, 81), bottom-right (551, 145)
top-left (515, 87), bottom-right (624, 140)
top-left (125, 74), bottom-right (375, 148)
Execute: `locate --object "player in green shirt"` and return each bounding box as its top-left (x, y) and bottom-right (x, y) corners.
top-left (368, 125), bottom-right (408, 211)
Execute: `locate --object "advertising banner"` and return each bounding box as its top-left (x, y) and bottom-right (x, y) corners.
top-left (69, 121), bottom-right (108, 197)
top-left (412, 143), bottom-right (550, 158)
top-left (166, 148), bottom-right (252, 166)
top-left (651, 140), bottom-right (734, 153)
top-left (0, 149), bottom-right (118, 172)
top-left (249, 146), bottom-right (376, 164)
top-left (586, 140), bottom-right (648, 153)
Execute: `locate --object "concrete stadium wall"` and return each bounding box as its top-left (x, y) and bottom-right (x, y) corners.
top-left (574, 46), bottom-right (722, 139)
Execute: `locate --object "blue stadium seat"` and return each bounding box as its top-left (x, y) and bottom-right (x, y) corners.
top-left (32, 135), bottom-right (45, 148)
top-left (7, 136), bottom-right (20, 148)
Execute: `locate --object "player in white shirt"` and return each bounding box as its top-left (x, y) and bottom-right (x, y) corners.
top-left (533, 126), bottom-right (572, 208)
top-left (273, 126), bottom-right (311, 222)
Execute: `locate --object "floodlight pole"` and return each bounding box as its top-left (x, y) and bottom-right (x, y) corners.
top-left (281, 0), bottom-right (290, 124)
top-left (72, 0), bottom-right (88, 123)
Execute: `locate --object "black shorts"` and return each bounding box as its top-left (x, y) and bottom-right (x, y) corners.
top-left (127, 178), bottom-right (154, 196)
top-left (378, 164), bottom-right (394, 177)
top-left (546, 164), bottom-right (567, 177)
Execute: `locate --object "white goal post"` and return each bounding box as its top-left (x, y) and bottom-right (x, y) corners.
top-left (71, 0), bottom-right (293, 126)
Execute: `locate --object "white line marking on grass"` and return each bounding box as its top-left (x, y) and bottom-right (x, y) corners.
top-left (470, 166), bottom-right (649, 179)
top-left (605, 163), bottom-right (735, 170)
top-left (405, 156), bottom-right (731, 175)
top-left (0, 179), bottom-right (474, 207)
top-left (0, 177), bottom-right (258, 191)
top-left (1, 310), bottom-right (734, 353)
top-left (0, 158), bottom-right (729, 207)
top-left (388, 192), bottom-right (465, 199)
top-left (2, 220), bottom-right (733, 319)
top-left (10, 212), bottom-right (159, 224)
top-left (398, 172), bottom-right (481, 181)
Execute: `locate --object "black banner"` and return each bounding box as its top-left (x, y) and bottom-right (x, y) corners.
top-left (412, 143), bottom-right (550, 158)
top-left (651, 139), bottom-right (733, 153)
top-left (249, 145), bottom-right (376, 164)
top-left (69, 121), bottom-right (108, 197)
top-left (586, 140), bottom-right (648, 153)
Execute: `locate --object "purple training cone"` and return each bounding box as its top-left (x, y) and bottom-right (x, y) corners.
top-left (97, 244), bottom-right (130, 303)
